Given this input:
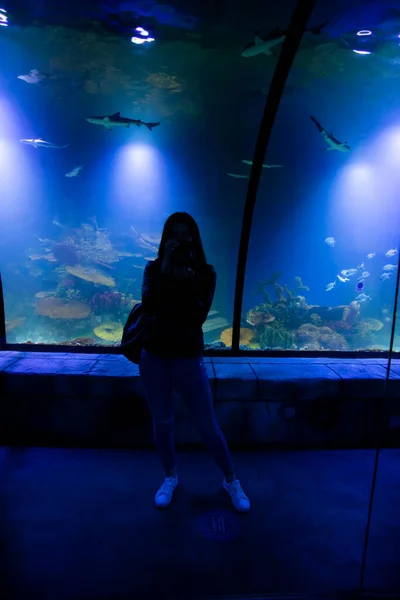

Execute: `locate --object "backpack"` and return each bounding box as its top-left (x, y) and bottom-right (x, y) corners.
top-left (120, 302), bottom-right (146, 364)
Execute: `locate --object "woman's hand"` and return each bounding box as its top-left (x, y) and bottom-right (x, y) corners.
top-left (172, 266), bottom-right (194, 279)
top-left (161, 239), bottom-right (180, 274)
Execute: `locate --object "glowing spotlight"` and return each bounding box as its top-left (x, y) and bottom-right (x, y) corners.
top-left (135, 26), bottom-right (149, 37)
top-left (111, 143), bottom-right (167, 215)
top-left (0, 8), bottom-right (8, 27)
top-left (353, 49), bottom-right (371, 55)
top-left (356, 30), bottom-right (372, 36)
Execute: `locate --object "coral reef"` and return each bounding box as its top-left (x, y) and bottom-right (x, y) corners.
top-left (59, 337), bottom-right (98, 346)
top-left (93, 322), bottom-right (123, 342)
top-left (295, 323), bottom-right (349, 351)
top-left (246, 305), bottom-right (275, 328)
top-left (260, 325), bottom-right (295, 350)
top-left (52, 242), bottom-right (80, 266)
top-left (36, 297), bottom-right (91, 319)
top-left (219, 327), bottom-right (256, 347)
top-left (90, 291), bottom-right (131, 313)
top-left (65, 265), bottom-right (116, 287)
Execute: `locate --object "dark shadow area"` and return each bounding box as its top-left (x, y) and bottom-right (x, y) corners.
top-left (0, 446), bottom-right (394, 600)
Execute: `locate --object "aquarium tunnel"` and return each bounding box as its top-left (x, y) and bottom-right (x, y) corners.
top-left (0, 0), bottom-right (399, 359)
top-left (2, 2), bottom-right (400, 600)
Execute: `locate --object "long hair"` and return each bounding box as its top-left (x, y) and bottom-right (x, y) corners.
top-left (157, 212), bottom-right (208, 268)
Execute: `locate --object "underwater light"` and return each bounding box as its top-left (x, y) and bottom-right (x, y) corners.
top-left (0, 8), bottom-right (8, 27)
top-left (357, 30), bottom-right (372, 36)
top-left (353, 49), bottom-right (371, 55)
top-left (135, 26), bottom-right (149, 37)
top-left (131, 35), bottom-right (155, 44)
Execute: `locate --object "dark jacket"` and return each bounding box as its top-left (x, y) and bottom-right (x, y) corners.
top-left (141, 258), bottom-right (217, 358)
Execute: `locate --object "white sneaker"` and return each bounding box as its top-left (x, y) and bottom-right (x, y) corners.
top-left (155, 475), bottom-right (178, 509)
top-left (223, 478), bottom-right (250, 513)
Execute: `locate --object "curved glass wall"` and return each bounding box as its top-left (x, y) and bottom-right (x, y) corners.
top-left (0, 0), bottom-right (399, 354)
top-left (240, 1), bottom-right (400, 353)
top-left (0, 2), bottom-right (297, 348)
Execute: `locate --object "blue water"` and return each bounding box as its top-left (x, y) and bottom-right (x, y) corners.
top-left (0, 0), bottom-right (399, 351)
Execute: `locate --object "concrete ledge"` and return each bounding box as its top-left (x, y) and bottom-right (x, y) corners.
top-left (0, 351), bottom-right (399, 448)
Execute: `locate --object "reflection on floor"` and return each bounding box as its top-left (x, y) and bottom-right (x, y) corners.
top-left (0, 447), bottom-right (399, 599)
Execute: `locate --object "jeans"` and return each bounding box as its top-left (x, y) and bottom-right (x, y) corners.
top-left (139, 348), bottom-right (235, 478)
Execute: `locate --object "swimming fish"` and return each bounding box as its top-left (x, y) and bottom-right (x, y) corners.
top-left (383, 264), bottom-right (397, 271)
top-left (357, 271), bottom-right (370, 281)
top-left (227, 173), bottom-right (249, 179)
top-left (325, 281), bottom-right (336, 291)
top-left (337, 275), bottom-right (350, 283)
top-left (381, 272), bottom-right (392, 281)
top-left (341, 268), bottom-right (358, 277)
top-left (310, 115), bottom-right (350, 152)
top-left (241, 23), bottom-right (326, 57)
top-left (65, 166), bottom-right (83, 178)
top-left (385, 248), bottom-right (398, 257)
top-left (325, 237), bottom-right (335, 247)
top-left (20, 138), bottom-right (69, 149)
top-left (242, 160), bottom-right (283, 168)
top-left (86, 112), bottom-right (160, 131)
top-left (356, 293), bottom-right (372, 302)
top-left (366, 253), bottom-right (375, 259)
top-left (357, 261), bottom-right (364, 270)
top-left (17, 69), bottom-right (53, 84)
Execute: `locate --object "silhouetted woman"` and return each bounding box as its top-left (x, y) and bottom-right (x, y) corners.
top-left (139, 212), bottom-right (250, 512)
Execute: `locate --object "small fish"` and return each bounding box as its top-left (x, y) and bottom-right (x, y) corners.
top-left (357, 261), bottom-right (364, 270)
top-left (357, 271), bottom-right (370, 281)
top-left (227, 173), bottom-right (249, 179)
top-left (366, 253), bottom-right (375, 259)
top-left (325, 281), bottom-right (336, 291)
top-left (383, 264), bottom-right (397, 271)
top-left (381, 272), bottom-right (392, 281)
top-left (242, 160), bottom-right (283, 168)
top-left (310, 116), bottom-right (350, 152)
top-left (385, 248), bottom-right (398, 257)
top-left (341, 268), bottom-right (358, 277)
top-left (294, 276), bottom-right (309, 291)
top-left (337, 274), bottom-right (350, 283)
top-left (17, 69), bottom-right (52, 84)
top-left (20, 138), bottom-right (69, 149)
top-left (66, 166), bottom-right (83, 178)
top-left (325, 237), bottom-right (335, 247)
top-left (86, 112), bottom-right (160, 131)
top-left (356, 293), bottom-right (371, 302)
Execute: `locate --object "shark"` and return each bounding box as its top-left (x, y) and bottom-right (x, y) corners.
top-left (20, 138), bottom-right (69, 149)
top-left (309, 116), bottom-right (350, 152)
top-left (242, 160), bottom-right (283, 168)
top-left (241, 22), bottom-right (327, 57)
top-left (86, 112), bottom-right (160, 131)
top-left (227, 173), bottom-right (264, 179)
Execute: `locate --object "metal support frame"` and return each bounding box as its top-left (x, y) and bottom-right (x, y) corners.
top-left (231, 0), bottom-right (317, 352)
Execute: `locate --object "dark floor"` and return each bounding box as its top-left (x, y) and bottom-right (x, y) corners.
top-left (0, 447), bottom-right (399, 600)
